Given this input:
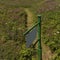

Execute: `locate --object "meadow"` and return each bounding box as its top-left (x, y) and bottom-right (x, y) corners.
top-left (0, 0), bottom-right (60, 60)
top-left (0, 3), bottom-right (27, 60)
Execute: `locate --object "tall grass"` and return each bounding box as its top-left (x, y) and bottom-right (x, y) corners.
top-left (0, 4), bottom-right (27, 60)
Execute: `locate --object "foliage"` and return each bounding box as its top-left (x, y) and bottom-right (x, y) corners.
top-left (41, 7), bottom-right (60, 60)
top-left (0, 0), bottom-right (60, 60)
top-left (0, 4), bottom-right (27, 60)
top-left (19, 48), bottom-right (33, 60)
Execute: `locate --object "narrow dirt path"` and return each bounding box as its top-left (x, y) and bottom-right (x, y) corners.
top-left (42, 42), bottom-right (52, 60)
top-left (24, 8), bottom-right (34, 29)
top-left (24, 8), bottom-right (52, 60)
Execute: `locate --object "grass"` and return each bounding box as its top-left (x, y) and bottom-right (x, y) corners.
top-left (24, 0), bottom-right (60, 60)
top-left (23, 0), bottom-right (60, 60)
top-left (41, 7), bottom-right (60, 60)
top-left (26, 0), bottom-right (60, 60)
top-left (0, 0), bottom-right (60, 60)
top-left (0, 4), bottom-right (27, 60)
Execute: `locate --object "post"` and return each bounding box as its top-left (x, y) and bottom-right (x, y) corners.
top-left (38, 15), bottom-right (42, 60)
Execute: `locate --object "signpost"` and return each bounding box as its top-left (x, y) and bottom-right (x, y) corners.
top-left (25, 26), bottom-right (37, 47)
top-left (38, 15), bottom-right (42, 60)
top-left (24, 15), bottom-right (42, 60)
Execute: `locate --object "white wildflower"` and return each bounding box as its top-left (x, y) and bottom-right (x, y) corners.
top-left (56, 31), bottom-right (60, 34)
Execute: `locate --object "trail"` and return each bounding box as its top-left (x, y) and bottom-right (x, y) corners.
top-left (24, 8), bottom-right (52, 60)
top-left (24, 8), bottom-right (34, 29)
top-left (42, 42), bottom-right (52, 60)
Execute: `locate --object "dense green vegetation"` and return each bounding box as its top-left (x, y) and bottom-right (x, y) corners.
top-left (23, 0), bottom-right (60, 60)
top-left (22, 0), bottom-right (60, 59)
top-left (0, 0), bottom-right (60, 60)
top-left (31, 0), bottom-right (60, 59)
top-left (41, 8), bottom-right (60, 60)
top-left (0, 4), bottom-right (27, 60)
